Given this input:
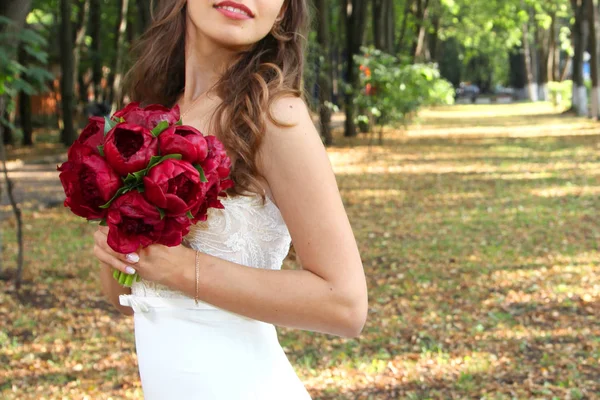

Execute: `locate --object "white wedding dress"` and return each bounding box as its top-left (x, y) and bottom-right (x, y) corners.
top-left (119, 194), bottom-right (312, 400)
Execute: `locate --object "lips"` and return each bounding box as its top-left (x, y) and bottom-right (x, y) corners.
top-left (213, 1), bottom-right (255, 18)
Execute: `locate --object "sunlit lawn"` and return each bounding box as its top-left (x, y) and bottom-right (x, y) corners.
top-left (1, 103), bottom-right (599, 399)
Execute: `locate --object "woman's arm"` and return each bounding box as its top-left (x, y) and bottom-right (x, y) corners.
top-left (162, 96), bottom-right (368, 337)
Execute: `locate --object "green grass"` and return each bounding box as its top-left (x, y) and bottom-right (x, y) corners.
top-left (1, 102), bottom-right (600, 399)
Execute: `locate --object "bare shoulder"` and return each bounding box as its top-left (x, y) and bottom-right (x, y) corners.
top-left (260, 95), bottom-right (321, 160)
top-left (257, 95), bottom-right (330, 202)
top-left (267, 95), bottom-right (312, 128)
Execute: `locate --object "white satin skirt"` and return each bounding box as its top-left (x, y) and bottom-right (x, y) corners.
top-left (119, 294), bottom-right (312, 400)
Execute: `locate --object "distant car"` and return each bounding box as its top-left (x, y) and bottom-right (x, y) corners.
top-left (456, 83), bottom-right (480, 103)
top-left (493, 85), bottom-right (515, 96)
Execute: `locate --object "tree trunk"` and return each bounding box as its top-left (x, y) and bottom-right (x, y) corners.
top-left (522, 16), bottom-right (538, 101)
top-left (343, 0), bottom-right (368, 138)
top-left (536, 19), bottom-right (550, 101)
top-left (560, 55), bottom-right (572, 81)
top-left (136, 0), bottom-right (152, 33)
top-left (18, 44), bottom-right (33, 146)
top-left (73, 0), bottom-right (90, 105)
top-left (571, 0), bottom-right (589, 116)
top-left (0, 96), bottom-right (24, 289)
top-left (90, 0), bottom-right (102, 102)
top-left (413, 0), bottom-right (431, 62)
top-left (109, 0), bottom-right (130, 112)
top-left (588, 0), bottom-right (599, 119)
top-left (373, 0), bottom-right (384, 50)
top-left (397, 0), bottom-right (413, 54)
top-left (548, 13), bottom-right (558, 82)
top-left (1, 0), bottom-right (33, 146)
top-left (384, 0), bottom-right (395, 54)
top-left (315, 0), bottom-right (333, 145)
top-left (60, 0), bottom-right (76, 145)
top-left (428, 14), bottom-right (440, 62)
top-left (0, 0), bottom-right (33, 31)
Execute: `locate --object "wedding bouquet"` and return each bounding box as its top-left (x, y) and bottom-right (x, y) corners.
top-left (58, 103), bottom-right (234, 286)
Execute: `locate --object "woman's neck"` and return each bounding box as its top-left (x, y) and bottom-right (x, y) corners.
top-left (182, 24), bottom-right (237, 104)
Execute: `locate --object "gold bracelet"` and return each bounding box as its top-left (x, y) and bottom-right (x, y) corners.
top-left (194, 250), bottom-right (200, 305)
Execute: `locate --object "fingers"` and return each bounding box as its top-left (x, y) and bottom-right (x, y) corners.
top-left (93, 228), bottom-right (139, 267)
top-left (93, 243), bottom-right (136, 275)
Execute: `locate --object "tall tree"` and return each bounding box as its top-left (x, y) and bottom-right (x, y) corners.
top-left (315, 0), bottom-right (333, 145)
top-left (372, 0), bottom-right (396, 53)
top-left (588, 0), bottom-right (599, 118)
top-left (571, 0), bottom-right (589, 115)
top-left (548, 12), bottom-right (559, 82)
top-left (59, 0), bottom-right (76, 145)
top-left (0, 0), bottom-right (32, 31)
top-left (397, 0), bottom-right (413, 54)
top-left (73, 0), bottom-right (90, 105)
top-left (18, 42), bottom-right (33, 146)
top-left (535, 17), bottom-right (550, 100)
top-left (384, 0), bottom-right (396, 54)
top-left (109, 0), bottom-right (130, 112)
top-left (89, 0), bottom-right (102, 102)
top-left (522, 12), bottom-right (538, 101)
top-left (342, 0), bottom-right (368, 137)
top-left (136, 0), bottom-right (152, 33)
top-left (413, 0), bottom-right (432, 61)
top-left (0, 0), bottom-right (33, 145)
top-left (373, 0), bottom-right (386, 50)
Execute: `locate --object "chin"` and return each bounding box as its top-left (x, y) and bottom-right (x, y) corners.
top-left (211, 29), bottom-right (268, 50)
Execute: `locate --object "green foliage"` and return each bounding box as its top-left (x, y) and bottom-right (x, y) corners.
top-left (0, 16), bottom-right (53, 130)
top-left (548, 80), bottom-right (572, 109)
top-left (353, 47), bottom-right (454, 133)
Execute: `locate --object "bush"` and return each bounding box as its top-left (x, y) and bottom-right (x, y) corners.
top-left (354, 46), bottom-right (454, 143)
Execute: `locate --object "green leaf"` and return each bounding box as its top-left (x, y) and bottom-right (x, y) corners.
top-left (97, 145), bottom-right (104, 157)
top-left (133, 169), bottom-right (146, 179)
top-left (147, 153), bottom-right (183, 171)
top-left (195, 165), bottom-right (208, 183)
top-left (99, 186), bottom-right (128, 209)
top-left (147, 155), bottom-right (163, 167)
top-left (158, 153), bottom-right (182, 162)
top-left (157, 207), bottom-right (165, 220)
top-left (123, 173), bottom-right (138, 186)
top-left (186, 211), bottom-right (194, 219)
top-left (176, 118), bottom-right (183, 126)
top-left (151, 120), bottom-right (170, 137)
top-left (99, 220), bottom-right (108, 226)
top-left (104, 116), bottom-right (118, 136)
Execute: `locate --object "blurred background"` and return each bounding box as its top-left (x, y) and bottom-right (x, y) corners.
top-left (1, 0), bottom-right (599, 399)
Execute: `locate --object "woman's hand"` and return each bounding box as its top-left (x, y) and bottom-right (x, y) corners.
top-left (93, 226), bottom-right (194, 287)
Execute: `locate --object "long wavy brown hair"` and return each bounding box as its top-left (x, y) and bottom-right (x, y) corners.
top-left (124, 0), bottom-right (310, 201)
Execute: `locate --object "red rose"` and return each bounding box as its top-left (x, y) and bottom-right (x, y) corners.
top-left (106, 191), bottom-right (165, 253)
top-left (158, 126), bottom-right (208, 164)
top-left (143, 159), bottom-right (204, 216)
top-left (159, 215), bottom-right (192, 247)
top-left (113, 102), bottom-right (180, 130)
top-left (104, 123), bottom-right (158, 176)
top-left (201, 135), bottom-right (231, 179)
top-left (58, 143), bottom-right (121, 220)
top-left (73, 116), bottom-right (104, 155)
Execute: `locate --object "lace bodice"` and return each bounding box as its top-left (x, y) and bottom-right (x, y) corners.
top-left (131, 194), bottom-right (292, 299)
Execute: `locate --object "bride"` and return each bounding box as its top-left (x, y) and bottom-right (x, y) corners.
top-left (92, 0), bottom-right (368, 398)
